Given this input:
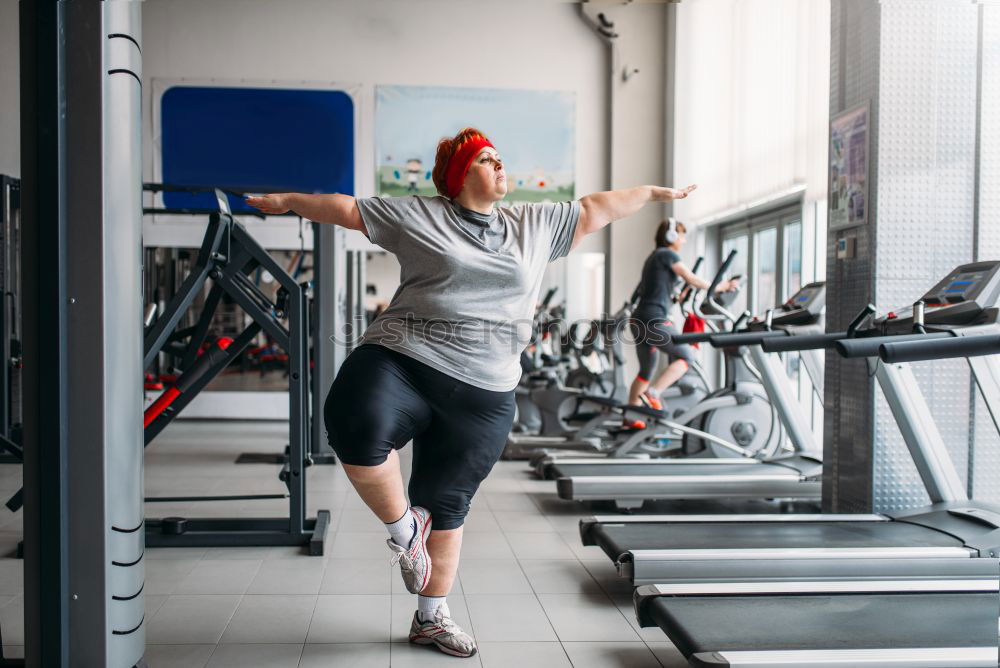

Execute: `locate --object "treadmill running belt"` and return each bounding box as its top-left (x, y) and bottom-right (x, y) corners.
top-left (590, 521), bottom-right (965, 559)
top-left (648, 593), bottom-right (997, 656)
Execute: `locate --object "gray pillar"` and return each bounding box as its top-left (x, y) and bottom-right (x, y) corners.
top-left (22, 1), bottom-right (145, 665)
top-left (826, 0), bottom-right (982, 512)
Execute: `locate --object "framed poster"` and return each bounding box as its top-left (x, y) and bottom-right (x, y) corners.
top-left (375, 85), bottom-right (575, 203)
top-left (829, 102), bottom-right (870, 230)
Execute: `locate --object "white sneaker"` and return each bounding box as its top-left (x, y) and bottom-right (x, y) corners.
top-left (408, 608), bottom-right (477, 658)
top-left (387, 506), bottom-right (432, 594)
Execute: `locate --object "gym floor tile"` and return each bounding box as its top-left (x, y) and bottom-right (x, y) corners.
top-left (537, 593), bottom-right (640, 642)
top-left (328, 531), bottom-right (394, 559)
top-left (478, 641), bottom-right (572, 668)
top-left (144, 594), bottom-right (168, 620)
top-left (388, 641), bottom-right (485, 667)
top-left (504, 532), bottom-right (576, 559)
top-left (519, 559), bottom-right (603, 594)
top-left (143, 644), bottom-right (216, 668)
top-left (459, 532), bottom-right (517, 560)
top-left (337, 508), bottom-right (389, 533)
top-left (492, 511), bottom-right (555, 533)
top-left (580, 560), bottom-right (635, 598)
top-left (457, 559), bottom-right (533, 594)
top-left (297, 643), bottom-right (390, 668)
top-left (646, 641), bottom-right (689, 668)
top-left (145, 547), bottom-right (209, 561)
top-left (482, 484), bottom-right (539, 502)
top-left (146, 595), bottom-right (241, 644)
top-left (173, 559), bottom-right (262, 595)
top-left (461, 509), bottom-right (503, 533)
top-left (246, 558), bottom-right (326, 595)
top-left (201, 546), bottom-right (279, 561)
top-left (389, 594), bottom-right (474, 643)
top-left (219, 595), bottom-right (317, 644)
top-left (320, 558), bottom-right (392, 595)
top-left (464, 593), bottom-right (558, 641)
top-left (307, 594), bottom-right (391, 644)
top-left (560, 641), bottom-right (664, 668)
top-left (204, 643), bottom-right (303, 668)
top-left (144, 559), bottom-right (203, 596)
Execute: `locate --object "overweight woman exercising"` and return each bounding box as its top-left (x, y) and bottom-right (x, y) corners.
top-left (248, 128), bottom-right (695, 658)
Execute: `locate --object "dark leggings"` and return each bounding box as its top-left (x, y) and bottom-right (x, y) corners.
top-left (629, 316), bottom-right (694, 382)
top-left (324, 344), bottom-right (515, 530)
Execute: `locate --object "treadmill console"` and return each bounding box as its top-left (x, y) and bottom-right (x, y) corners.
top-left (749, 282), bottom-right (826, 328)
top-left (877, 260), bottom-right (1000, 331)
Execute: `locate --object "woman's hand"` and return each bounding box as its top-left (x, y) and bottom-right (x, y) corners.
top-left (715, 278), bottom-right (741, 293)
top-left (651, 184), bottom-right (697, 202)
top-left (245, 193), bottom-right (291, 215)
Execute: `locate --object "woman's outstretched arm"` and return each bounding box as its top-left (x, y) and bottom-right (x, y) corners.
top-left (246, 193), bottom-right (366, 234)
top-left (573, 184), bottom-right (696, 249)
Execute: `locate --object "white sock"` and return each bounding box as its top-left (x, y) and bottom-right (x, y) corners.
top-left (386, 508), bottom-right (416, 548)
top-left (417, 595), bottom-right (448, 622)
top-left (645, 387), bottom-right (661, 398)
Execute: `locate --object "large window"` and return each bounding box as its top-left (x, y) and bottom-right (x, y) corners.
top-left (720, 235), bottom-right (749, 316)
top-left (752, 227), bottom-right (778, 315)
top-left (717, 204), bottom-right (822, 436)
top-left (719, 206), bottom-right (804, 317)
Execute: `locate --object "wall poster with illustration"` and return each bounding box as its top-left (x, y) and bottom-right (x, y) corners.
top-left (375, 85), bottom-right (575, 203)
top-left (829, 103), bottom-right (869, 230)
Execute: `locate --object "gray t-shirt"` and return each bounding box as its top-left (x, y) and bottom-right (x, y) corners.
top-left (356, 195), bottom-right (580, 391)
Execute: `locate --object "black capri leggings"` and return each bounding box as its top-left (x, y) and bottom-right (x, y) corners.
top-left (629, 316), bottom-right (695, 382)
top-left (324, 344), bottom-right (516, 530)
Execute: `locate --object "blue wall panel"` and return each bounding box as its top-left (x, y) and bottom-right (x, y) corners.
top-left (161, 86), bottom-right (354, 212)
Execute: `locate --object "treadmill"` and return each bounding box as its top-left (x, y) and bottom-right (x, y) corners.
top-left (633, 575), bottom-right (1000, 667)
top-left (545, 283), bottom-right (827, 510)
top-left (623, 267), bottom-right (1000, 668)
top-left (581, 261), bottom-right (1000, 588)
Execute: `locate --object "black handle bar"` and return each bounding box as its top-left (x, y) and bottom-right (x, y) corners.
top-left (835, 331), bottom-right (952, 358)
top-left (879, 334), bottom-right (1000, 363)
top-left (707, 330), bottom-right (788, 348)
top-left (761, 331), bottom-right (847, 353)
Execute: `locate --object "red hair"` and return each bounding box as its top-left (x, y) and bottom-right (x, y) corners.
top-left (431, 127), bottom-right (492, 197)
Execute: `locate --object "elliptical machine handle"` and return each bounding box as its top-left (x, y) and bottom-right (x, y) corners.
top-left (695, 249), bottom-right (738, 321)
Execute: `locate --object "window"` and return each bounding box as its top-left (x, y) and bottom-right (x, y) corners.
top-left (784, 221), bottom-right (803, 299)
top-left (721, 235), bottom-right (749, 317)
top-left (752, 227), bottom-right (778, 314)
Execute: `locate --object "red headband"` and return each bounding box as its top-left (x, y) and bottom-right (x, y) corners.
top-left (444, 135), bottom-right (495, 199)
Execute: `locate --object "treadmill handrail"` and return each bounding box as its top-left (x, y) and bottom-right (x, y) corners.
top-left (835, 331), bottom-right (952, 358)
top-left (880, 333), bottom-right (1000, 363)
top-left (761, 331), bottom-right (846, 353)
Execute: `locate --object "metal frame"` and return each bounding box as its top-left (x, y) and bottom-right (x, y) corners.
top-left (20, 1), bottom-right (69, 663)
top-left (143, 196), bottom-right (330, 554)
top-left (0, 178), bottom-right (21, 467)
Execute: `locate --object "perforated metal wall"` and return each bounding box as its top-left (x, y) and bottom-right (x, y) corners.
top-left (871, 1), bottom-right (980, 512)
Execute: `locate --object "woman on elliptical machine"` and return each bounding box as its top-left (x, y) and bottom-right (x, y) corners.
top-left (627, 219), bottom-right (739, 426)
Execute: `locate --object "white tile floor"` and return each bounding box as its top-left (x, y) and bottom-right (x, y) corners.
top-left (0, 420), bottom-right (689, 667)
